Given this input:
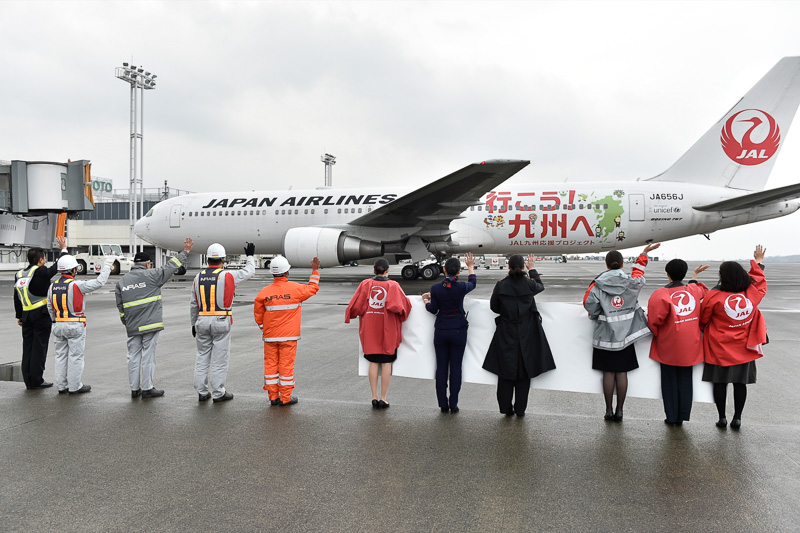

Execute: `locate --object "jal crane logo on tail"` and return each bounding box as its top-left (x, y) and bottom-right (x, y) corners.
top-left (721, 109), bottom-right (781, 165)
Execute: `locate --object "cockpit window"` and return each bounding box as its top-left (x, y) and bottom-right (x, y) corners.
top-left (146, 208), bottom-right (154, 217)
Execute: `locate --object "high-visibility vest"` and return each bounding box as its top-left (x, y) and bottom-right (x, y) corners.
top-left (197, 268), bottom-right (232, 316)
top-left (15, 266), bottom-right (47, 311)
top-left (50, 276), bottom-right (86, 322)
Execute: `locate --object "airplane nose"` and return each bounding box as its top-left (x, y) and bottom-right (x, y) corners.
top-left (133, 215), bottom-right (148, 241)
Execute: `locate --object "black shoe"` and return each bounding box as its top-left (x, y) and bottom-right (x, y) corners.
top-left (373, 399), bottom-right (380, 409)
top-left (664, 419), bottom-right (676, 426)
top-left (58, 389), bottom-right (69, 394)
top-left (198, 393), bottom-right (211, 402)
top-left (675, 420), bottom-right (683, 426)
top-left (450, 407), bottom-right (460, 413)
top-left (613, 410), bottom-right (623, 422)
top-left (213, 392), bottom-right (233, 403)
top-left (516, 412), bottom-right (525, 417)
top-left (270, 398), bottom-right (281, 406)
top-left (604, 410), bottom-right (614, 421)
top-left (730, 418), bottom-right (741, 430)
top-left (440, 406), bottom-right (450, 413)
top-left (716, 417), bottom-right (728, 429)
top-left (28, 381), bottom-right (54, 389)
top-left (377, 400), bottom-right (389, 409)
top-left (281, 397), bottom-right (298, 406)
top-left (68, 385), bottom-right (91, 394)
top-left (141, 388), bottom-right (165, 399)
top-left (503, 410), bottom-right (514, 417)
top-left (131, 389), bottom-right (141, 398)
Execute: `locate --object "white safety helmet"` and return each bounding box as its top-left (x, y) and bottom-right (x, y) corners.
top-left (58, 255), bottom-right (79, 272)
top-left (270, 255), bottom-right (291, 275)
top-left (207, 243), bottom-right (226, 260)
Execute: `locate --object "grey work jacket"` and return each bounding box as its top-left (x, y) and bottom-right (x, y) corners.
top-left (115, 252), bottom-right (188, 336)
top-left (584, 267), bottom-right (651, 351)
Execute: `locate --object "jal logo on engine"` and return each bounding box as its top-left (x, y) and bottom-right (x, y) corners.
top-left (611, 295), bottom-right (624, 308)
top-left (721, 109), bottom-right (781, 165)
top-left (670, 290), bottom-right (696, 317)
top-left (724, 294), bottom-right (753, 321)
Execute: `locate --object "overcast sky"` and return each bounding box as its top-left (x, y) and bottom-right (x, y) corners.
top-left (2, 1), bottom-right (800, 260)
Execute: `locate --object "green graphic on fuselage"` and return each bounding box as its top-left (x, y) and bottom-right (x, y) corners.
top-left (593, 195), bottom-right (623, 239)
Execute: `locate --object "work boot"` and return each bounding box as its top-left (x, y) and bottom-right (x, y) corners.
top-left (141, 388), bottom-right (165, 399)
top-left (270, 398), bottom-right (281, 406)
top-left (69, 385), bottom-right (92, 394)
top-left (213, 392), bottom-right (234, 403)
top-left (199, 393), bottom-right (211, 402)
top-left (131, 389), bottom-right (141, 398)
top-left (280, 397), bottom-right (298, 406)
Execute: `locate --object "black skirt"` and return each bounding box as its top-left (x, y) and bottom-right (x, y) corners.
top-left (592, 344), bottom-right (639, 372)
top-left (364, 351), bottom-right (397, 364)
top-left (702, 361), bottom-right (757, 384)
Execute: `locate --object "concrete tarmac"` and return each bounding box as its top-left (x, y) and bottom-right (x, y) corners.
top-left (1, 260), bottom-right (799, 532)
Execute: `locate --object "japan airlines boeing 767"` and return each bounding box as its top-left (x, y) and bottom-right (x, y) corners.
top-left (135, 57), bottom-right (800, 279)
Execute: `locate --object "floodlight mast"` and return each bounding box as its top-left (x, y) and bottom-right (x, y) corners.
top-left (115, 63), bottom-right (157, 254)
top-left (321, 153), bottom-right (336, 187)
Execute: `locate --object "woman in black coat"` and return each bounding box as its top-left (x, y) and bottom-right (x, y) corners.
top-left (483, 254), bottom-right (555, 417)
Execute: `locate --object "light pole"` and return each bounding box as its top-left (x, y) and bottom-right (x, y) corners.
top-left (321, 153), bottom-right (336, 187)
top-left (115, 62), bottom-right (157, 254)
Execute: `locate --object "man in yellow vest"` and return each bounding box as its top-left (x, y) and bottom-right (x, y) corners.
top-left (190, 242), bottom-right (256, 402)
top-left (14, 236), bottom-right (68, 389)
top-left (47, 254), bottom-right (115, 394)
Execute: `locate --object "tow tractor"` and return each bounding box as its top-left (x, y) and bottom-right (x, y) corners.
top-left (74, 243), bottom-right (132, 275)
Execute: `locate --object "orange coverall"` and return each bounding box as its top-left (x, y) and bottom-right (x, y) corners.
top-left (253, 271), bottom-right (320, 402)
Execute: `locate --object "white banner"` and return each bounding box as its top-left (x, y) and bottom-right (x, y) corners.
top-left (357, 296), bottom-right (713, 403)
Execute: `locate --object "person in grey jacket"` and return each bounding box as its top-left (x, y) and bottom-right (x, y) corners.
top-left (190, 242), bottom-right (256, 403)
top-left (583, 243), bottom-right (659, 421)
top-left (115, 238), bottom-right (193, 399)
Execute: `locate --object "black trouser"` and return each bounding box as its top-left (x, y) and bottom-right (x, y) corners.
top-left (434, 327), bottom-right (467, 409)
top-left (660, 363), bottom-right (693, 422)
top-left (497, 377), bottom-right (531, 415)
top-left (21, 310), bottom-right (52, 388)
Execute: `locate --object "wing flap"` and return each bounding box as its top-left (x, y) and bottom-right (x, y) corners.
top-left (693, 182), bottom-right (800, 211)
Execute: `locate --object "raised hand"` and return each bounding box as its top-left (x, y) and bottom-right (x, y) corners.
top-left (754, 245), bottom-right (766, 263)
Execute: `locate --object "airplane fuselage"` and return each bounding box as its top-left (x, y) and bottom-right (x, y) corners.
top-left (134, 182), bottom-right (800, 258)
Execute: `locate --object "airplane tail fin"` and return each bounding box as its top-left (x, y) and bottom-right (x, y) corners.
top-left (649, 56), bottom-right (800, 191)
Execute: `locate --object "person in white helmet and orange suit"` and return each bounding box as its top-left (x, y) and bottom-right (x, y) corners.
top-left (190, 242), bottom-right (256, 402)
top-left (253, 255), bottom-right (320, 406)
top-left (46, 253), bottom-right (115, 394)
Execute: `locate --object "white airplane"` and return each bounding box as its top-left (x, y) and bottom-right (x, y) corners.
top-left (135, 57), bottom-right (800, 280)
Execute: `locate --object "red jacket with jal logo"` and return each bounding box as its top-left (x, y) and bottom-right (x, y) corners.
top-left (700, 261), bottom-right (767, 367)
top-left (345, 277), bottom-right (411, 355)
top-left (647, 281), bottom-right (709, 366)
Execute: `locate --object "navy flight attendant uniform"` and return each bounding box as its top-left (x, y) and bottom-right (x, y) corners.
top-left (425, 273), bottom-right (477, 411)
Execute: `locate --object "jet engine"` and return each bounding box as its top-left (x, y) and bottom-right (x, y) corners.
top-left (282, 227), bottom-right (384, 268)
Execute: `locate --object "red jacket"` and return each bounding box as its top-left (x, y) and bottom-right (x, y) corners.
top-left (700, 261), bottom-right (767, 366)
top-left (647, 281), bottom-right (709, 366)
top-left (345, 277), bottom-right (411, 355)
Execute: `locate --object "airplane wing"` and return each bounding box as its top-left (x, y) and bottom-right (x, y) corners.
top-left (348, 159), bottom-right (530, 232)
top-left (693, 182), bottom-right (800, 211)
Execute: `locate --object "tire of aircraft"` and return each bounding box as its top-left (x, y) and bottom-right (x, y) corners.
top-left (77, 260), bottom-right (87, 275)
top-left (421, 264), bottom-right (440, 281)
top-left (401, 264), bottom-right (420, 280)
top-left (111, 261), bottom-right (121, 275)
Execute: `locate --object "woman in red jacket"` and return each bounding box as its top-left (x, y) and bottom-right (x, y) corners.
top-left (345, 259), bottom-right (412, 409)
top-left (700, 245), bottom-right (767, 430)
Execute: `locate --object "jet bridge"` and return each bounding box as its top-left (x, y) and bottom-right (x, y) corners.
top-left (0, 159), bottom-right (94, 251)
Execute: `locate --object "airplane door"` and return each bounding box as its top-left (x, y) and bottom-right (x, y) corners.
top-left (169, 205), bottom-right (183, 228)
top-left (629, 194), bottom-right (645, 221)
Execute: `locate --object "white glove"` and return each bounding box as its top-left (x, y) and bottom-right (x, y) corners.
top-left (104, 256), bottom-right (116, 268)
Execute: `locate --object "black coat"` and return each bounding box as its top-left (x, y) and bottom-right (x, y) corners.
top-left (482, 270), bottom-right (556, 380)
